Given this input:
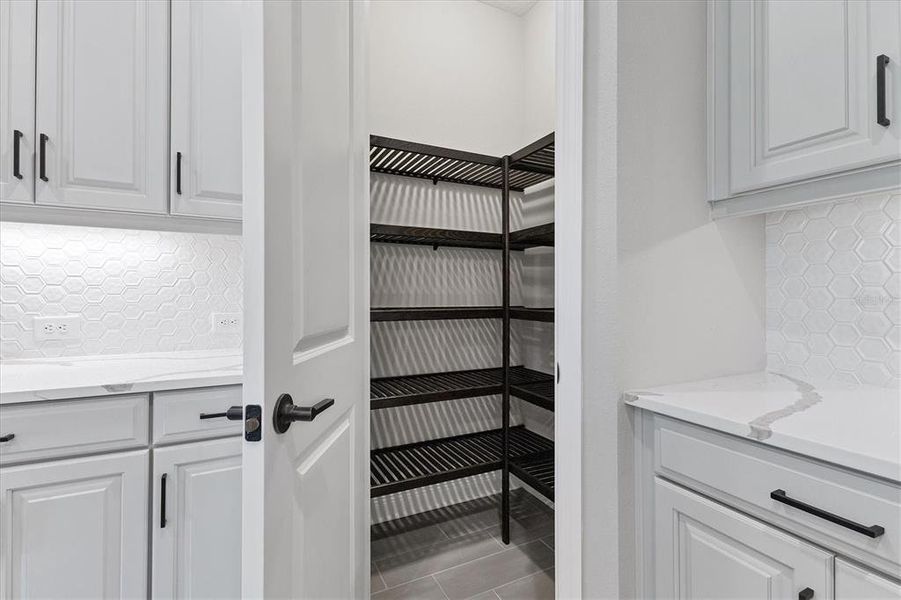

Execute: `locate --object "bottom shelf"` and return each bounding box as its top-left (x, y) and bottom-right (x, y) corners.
top-left (370, 426), bottom-right (553, 498)
top-left (510, 452), bottom-right (555, 501)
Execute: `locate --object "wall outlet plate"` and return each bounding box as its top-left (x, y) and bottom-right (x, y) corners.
top-left (33, 315), bottom-right (83, 342)
top-left (212, 313), bottom-right (242, 333)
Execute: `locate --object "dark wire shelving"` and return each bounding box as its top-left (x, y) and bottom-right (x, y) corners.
top-left (371, 306), bottom-right (554, 322)
top-left (510, 451), bottom-right (555, 501)
top-left (370, 223), bottom-right (554, 251)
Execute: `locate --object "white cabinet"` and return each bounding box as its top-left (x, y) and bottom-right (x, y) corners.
top-left (152, 437), bottom-right (242, 599)
top-left (709, 0), bottom-right (901, 215)
top-left (170, 0), bottom-right (243, 220)
top-left (836, 559), bottom-right (901, 600)
top-left (0, 0), bottom-right (35, 204)
top-left (34, 0), bottom-right (169, 213)
top-left (0, 450), bottom-right (149, 600)
top-left (655, 477), bottom-right (835, 600)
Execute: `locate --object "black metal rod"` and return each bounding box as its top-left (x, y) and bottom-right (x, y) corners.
top-left (501, 154), bottom-right (511, 545)
top-left (0, 433), bottom-right (14, 443)
top-left (877, 54), bottom-right (890, 127)
top-left (160, 473), bottom-right (168, 528)
top-left (770, 489), bottom-right (885, 538)
top-left (175, 151), bottom-right (183, 194)
top-left (509, 132), bottom-right (555, 165)
top-left (12, 130), bottom-right (23, 179)
top-left (39, 134), bottom-right (48, 182)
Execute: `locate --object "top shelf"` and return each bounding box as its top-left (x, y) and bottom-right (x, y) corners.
top-left (370, 134), bottom-right (554, 193)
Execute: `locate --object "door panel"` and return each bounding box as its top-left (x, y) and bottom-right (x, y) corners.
top-left (655, 478), bottom-right (834, 600)
top-left (0, 0), bottom-right (35, 204)
top-left (241, 0), bottom-right (368, 598)
top-left (836, 559), bottom-right (901, 600)
top-left (35, 0), bottom-right (168, 213)
top-left (153, 438), bottom-right (242, 599)
top-left (729, 0), bottom-right (901, 193)
top-left (170, 0), bottom-right (243, 220)
top-left (0, 450), bottom-right (148, 599)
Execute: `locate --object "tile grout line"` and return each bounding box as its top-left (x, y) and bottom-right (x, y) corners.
top-left (371, 573), bottom-right (442, 597)
top-left (488, 566), bottom-right (554, 598)
top-left (372, 561), bottom-right (388, 594)
top-left (538, 537), bottom-right (553, 553)
top-left (433, 575), bottom-right (452, 600)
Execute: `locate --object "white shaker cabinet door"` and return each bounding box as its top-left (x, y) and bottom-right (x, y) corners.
top-left (152, 437), bottom-right (242, 599)
top-left (170, 0), bottom-right (243, 220)
top-left (836, 559), bottom-right (901, 600)
top-left (34, 0), bottom-right (168, 213)
top-left (655, 478), bottom-right (835, 600)
top-left (728, 0), bottom-right (901, 194)
top-left (0, 0), bottom-right (35, 204)
top-left (0, 450), bottom-right (149, 600)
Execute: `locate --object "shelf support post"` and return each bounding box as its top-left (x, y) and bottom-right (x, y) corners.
top-left (501, 154), bottom-right (511, 545)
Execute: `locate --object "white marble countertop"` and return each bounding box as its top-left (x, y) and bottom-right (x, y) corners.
top-left (0, 349), bottom-right (243, 404)
top-left (625, 371), bottom-right (901, 483)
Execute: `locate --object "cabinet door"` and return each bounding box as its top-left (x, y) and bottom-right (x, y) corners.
top-left (0, 0), bottom-right (35, 204)
top-left (729, 0), bottom-right (900, 194)
top-left (836, 559), bottom-right (901, 600)
top-left (170, 0), bottom-right (242, 220)
top-left (34, 0), bottom-right (168, 213)
top-left (0, 450), bottom-right (149, 599)
top-left (655, 478), bottom-right (834, 600)
top-left (152, 437), bottom-right (241, 599)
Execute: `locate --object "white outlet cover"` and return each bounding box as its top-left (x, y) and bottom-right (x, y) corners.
top-left (33, 316), bottom-right (83, 342)
top-left (212, 313), bottom-right (242, 333)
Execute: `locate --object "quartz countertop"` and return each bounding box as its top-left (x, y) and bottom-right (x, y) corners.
top-left (625, 371), bottom-right (901, 483)
top-left (0, 350), bottom-right (243, 404)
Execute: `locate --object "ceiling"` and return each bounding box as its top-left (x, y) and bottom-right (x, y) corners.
top-left (478, 0), bottom-right (539, 17)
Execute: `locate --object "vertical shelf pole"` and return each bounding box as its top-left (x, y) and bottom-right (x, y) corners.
top-left (501, 155), bottom-right (511, 544)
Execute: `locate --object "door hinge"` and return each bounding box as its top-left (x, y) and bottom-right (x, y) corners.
top-left (244, 404), bottom-right (262, 441)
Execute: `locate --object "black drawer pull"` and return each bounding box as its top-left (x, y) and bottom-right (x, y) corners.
top-left (12, 130), bottom-right (23, 179)
top-left (39, 133), bottom-right (48, 181)
top-left (199, 406), bottom-right (243, 420)
top-left (0, 433), bottom-right (15, 443)
top-left (799, 587), bottom-right (814, 600)
top-left (877, 54), bottom-right (890, 127)
top-left (770, 489), bottom-right (885, 538)
top-left (175, 151), bottom-right (182, 194)
top-left (160, 473), bottom-right (168, 528)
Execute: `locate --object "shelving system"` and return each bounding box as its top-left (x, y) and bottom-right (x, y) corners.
top-left (369, 133), bottom-right (555, 544)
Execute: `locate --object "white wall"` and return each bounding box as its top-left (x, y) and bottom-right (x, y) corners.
top-left (521, 0), bottom-right (555, 144)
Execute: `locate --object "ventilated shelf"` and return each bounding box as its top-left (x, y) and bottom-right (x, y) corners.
top-left (510, 451), bottom-right (555, 501)
top-left (370, 426), bottom-right (554, 497)
top-left (510, 223), bottom-right (554, 248)
top-left (371, 306), bottom-right (504, 321)
top-left (371, 223), bottom-right (553, 251)
top-left (510, 307), bottom-right (554, 322)
top-left (510, 133), bottom-right (555, 178)
top-left (370, 366), bottom-right (553, 410)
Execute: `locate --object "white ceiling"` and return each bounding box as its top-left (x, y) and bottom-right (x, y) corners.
top-left (478, 0), bottom-right (539, 17)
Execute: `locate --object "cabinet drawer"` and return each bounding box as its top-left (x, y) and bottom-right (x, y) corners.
top-left (153, 386), bottom-right (242, 445)
top-left (652, 415), bottom-right (901, 578)
top-left (0, 395), bottom-right (149, 465)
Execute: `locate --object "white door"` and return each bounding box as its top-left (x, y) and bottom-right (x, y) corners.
top-left (729, 0), bottom-right (901, 194)
top-left (835, 559), bottom-right (901, 600)
top-left (241, 1), bottom-right (369, 598)
top-left (655, 478), bottom-right (834, 600)
top-left (153, 438), bottom-right (242, 599)
top-left (34, 0), bottom-right (168, 213)
top-left (0, 450), bottom-right (148, 599)
top-left (170, 0), bottom-right (243, 220)
top-left (0, 0), bottom-right (35, 204)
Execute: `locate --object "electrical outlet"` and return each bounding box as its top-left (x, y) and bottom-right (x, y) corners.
top-left (212, 313), bottom-right (242, 333)
top-left (33, 316), bottom-right (83, 342)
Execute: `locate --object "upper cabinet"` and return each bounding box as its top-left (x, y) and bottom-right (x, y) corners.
top-left (170, 0), bottom-right (243, 220)
top-left (0, 0), bottom-right (242, 227)
top-left (709, 0), bottom-right (901, 217)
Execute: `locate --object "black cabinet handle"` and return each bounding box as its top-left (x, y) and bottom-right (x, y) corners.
top-left (0, 433), bottom-right (14, 443)
top-left (799, 588), bottom-right (814, 600)
top-left (770, 489), bottom-right (885, 538)
top-left (12, 130), bottom-right (23, 179)
top-left (160, 473), bottom-right (168, 528)
top-left (39, 134), bottom-right (48, 181)
top-left (273, 395), bottom-right (335, 433)
top-left (199, 406), bottom-right (243, 420)
top-left (877, 54), bottom-right (890, 127)
top-left (175, 151), bottom-right (182, 194)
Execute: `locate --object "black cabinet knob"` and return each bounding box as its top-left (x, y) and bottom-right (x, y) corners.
top-left (799, 587), bottom-right (814, 600)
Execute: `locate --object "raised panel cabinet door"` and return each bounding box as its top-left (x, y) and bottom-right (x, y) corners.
top-left (836, 559), bottom-right (901, 600)
top-left (729, 0), bottom-right (901, 194)
top-left (0, 0), bottom-right (35, 204)
top-left (170, 0), bottom-right (242, 220)
top-left (152, 438), bottom-right (241, 599)
top-left (34, 0), bottom-right (168, 213)
top-left (655, 478), bottom-right (835, 600)
top-left (0, 450), bottom-right (149, 599)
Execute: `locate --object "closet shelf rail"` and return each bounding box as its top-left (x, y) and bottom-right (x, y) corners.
top-left (371, 223), bottom-right (554, 250)
top-left (371, 306), bottom-right (554, 322)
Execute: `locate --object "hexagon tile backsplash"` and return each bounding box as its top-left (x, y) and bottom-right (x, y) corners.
top-left (766, 192), bottom-right (900, 388)
top-left (0, 222), bottom-right (243, 360)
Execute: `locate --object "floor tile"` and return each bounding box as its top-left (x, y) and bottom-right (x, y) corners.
top-left (371, 576), bottom-right (449, 600)
top-left (377, 530), bottom-right (505, 589)
top-left (432, 540), bottom-right (554, 600)
top-left (465, 591), bottom-right (501, 600)
top-left (437, 492), bottom-right (546, 539)
top-left (494, 568), bottom-right (555, 600)
top-left (371, 562), bottom-right (387, 594)
top-left (539, 535), bottom-right (554, 550)
top-left (372, 523), bottom-right (449, 561)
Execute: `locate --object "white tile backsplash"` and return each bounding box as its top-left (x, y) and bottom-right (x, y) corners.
top-left (0, 222), bottom-right (243, 359)
top-left (766, 192), bottom-right (900, 387)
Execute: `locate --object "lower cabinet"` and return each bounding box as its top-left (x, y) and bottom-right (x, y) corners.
top-left (152, 437), bottom-right (242, 599)
top-left (836, 559), bottom-right (901, 600)
top-left (0, 450), bottom-right (149, 599)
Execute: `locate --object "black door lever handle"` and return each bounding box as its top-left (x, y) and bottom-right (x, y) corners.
top-left (273, 395), bottom-right (335, 433)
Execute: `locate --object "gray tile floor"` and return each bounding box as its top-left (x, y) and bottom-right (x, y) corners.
top-left (371, 491), bottom-right (554, 600)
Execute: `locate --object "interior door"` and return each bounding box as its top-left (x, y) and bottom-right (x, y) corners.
top-left (0, 0), bottom-right (35, 204)
top-left (241, 1), bottom-right (369, 598)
